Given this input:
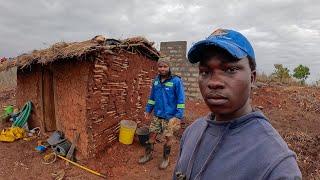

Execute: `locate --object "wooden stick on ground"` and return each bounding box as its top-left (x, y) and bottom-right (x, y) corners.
top-left (57, 154), bottom-right (107, 179)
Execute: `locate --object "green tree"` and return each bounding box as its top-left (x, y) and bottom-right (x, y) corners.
top-left (293, 64), bottom-right (310, 84)
top-left (272, 64), bottom-right (291, 82)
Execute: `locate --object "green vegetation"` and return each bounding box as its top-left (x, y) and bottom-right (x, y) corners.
top-left (272, 64), bottom-right (291, 82)
top-left (293, 64), bottom-right (310, 84)
top-left (257, 64), bottom-right (312, 86)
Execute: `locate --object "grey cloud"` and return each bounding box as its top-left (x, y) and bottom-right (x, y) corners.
top-left (0, 0), bottom-right (320, 81)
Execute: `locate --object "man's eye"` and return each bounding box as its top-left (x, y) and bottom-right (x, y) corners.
top-left (199, 71), bottom-right (210, 76)
top-left (225, 67), bottom-right (239, 73)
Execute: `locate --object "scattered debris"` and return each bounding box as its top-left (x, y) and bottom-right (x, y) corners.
top-left (0, 127), bottom-right (26, 142)
top-left (42, 152), bottom-right (57, 165)
top-left (51, 169), bottom-right (65, 180)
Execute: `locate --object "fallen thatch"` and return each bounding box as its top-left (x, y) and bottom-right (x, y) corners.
top-left (0, 36), bottom-right (160, 72)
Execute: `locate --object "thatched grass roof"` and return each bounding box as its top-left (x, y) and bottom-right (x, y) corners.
top-left (0, 36), bottom-right (160, 72)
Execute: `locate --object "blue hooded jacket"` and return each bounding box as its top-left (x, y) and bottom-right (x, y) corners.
top-left (145, 75), bottom-right (185, 120)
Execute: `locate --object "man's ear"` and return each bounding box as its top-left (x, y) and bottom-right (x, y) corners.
top-left (251, 70), bottom-right (256, 86)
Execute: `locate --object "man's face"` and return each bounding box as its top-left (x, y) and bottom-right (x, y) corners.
top-left (158, 62), bottom-right (170, 76)
top-left (198, 54), bottom-right (256, 119)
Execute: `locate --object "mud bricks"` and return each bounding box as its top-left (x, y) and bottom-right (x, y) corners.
top-left (160, 41), bottom-right (201, 100)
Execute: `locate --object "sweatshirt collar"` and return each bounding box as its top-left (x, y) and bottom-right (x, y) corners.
top-left (205, 110), bottom-right (267, 129)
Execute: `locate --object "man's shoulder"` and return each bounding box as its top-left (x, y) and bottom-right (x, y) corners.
top-left (255, 118), bottom-right (288, 145)
top-left (169, 75), bottom-right (184, 87)
top-left (241, 117), bottom-right (288, 145)
top-left (241, 117), bottom-right (295, 159)
top-left (183, 116), bottom-right (208, 137)
top-left (190, 117), bottom-right (208, 127)
top-left (248, 118), bottom-right (300, 178)
top-left (171, 75), bottom-right (182, 81)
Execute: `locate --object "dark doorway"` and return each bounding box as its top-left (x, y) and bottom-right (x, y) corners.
top-left (42, 67), bottom-right (56, 131)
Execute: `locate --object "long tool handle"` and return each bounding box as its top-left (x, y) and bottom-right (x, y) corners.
top-left (57, 154), bottom-right (107, 179)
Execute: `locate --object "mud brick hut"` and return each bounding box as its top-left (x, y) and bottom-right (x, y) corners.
top-left (0, 36), bottom-right (160, 158)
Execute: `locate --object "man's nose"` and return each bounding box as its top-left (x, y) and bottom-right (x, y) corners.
top-left (207, 73), bottom-right (225, 89)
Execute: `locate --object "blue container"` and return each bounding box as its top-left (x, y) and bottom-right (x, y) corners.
top-left (35, 145), bottom-right (47, 152)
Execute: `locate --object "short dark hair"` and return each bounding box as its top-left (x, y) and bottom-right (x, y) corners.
top-left (198, 46), bottom-right (256, 71)
top-left (248, 57), bottom-right (256, 71)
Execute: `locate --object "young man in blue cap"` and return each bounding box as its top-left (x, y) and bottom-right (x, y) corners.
top-left (173, 29), bottom-right (301, 180)
top-left (139, 57), bottom-right (185, 169)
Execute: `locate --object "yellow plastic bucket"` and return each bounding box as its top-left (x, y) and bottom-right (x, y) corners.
top-left (119, 120), bottom-right (137, 145)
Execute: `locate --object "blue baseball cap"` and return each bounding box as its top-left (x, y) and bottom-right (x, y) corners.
top-left (188, 29), bottom-right (255, 64)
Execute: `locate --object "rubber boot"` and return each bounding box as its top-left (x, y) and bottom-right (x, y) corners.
top-left (159, 144), bottom-right (171, 169)
top-left (138, 142), bottom-right (153, 164)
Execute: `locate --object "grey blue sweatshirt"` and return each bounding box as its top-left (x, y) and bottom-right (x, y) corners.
top-left (174, 111), bottom-right (302, 180)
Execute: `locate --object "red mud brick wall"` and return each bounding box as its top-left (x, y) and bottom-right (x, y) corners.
top-left (16, 65), bottom-right (43, 129)
top-left (53, 60), bottom-right (91, 158)
top-left (86, 51), bottom-right (157, 157)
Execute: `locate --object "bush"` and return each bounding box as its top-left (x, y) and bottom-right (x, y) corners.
top-left (272, 64), bottom-right (291, 82)
top-left (293, 65), bottom-right (310, 84)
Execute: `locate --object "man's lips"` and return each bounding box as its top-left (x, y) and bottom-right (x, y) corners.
top-left (207, 93), bottom-right (228, 99)
top-left (206, 93), bottom-right (228, 105)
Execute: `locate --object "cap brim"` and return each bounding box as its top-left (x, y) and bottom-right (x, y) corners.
top-left (188, 39), bottom-right (248, 64)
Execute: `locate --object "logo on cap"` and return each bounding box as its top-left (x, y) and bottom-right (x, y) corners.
top-left (211, 29), bottom-right (228, 36)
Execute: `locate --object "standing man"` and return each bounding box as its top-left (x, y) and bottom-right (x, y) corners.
top-left (139, 57), bottom-right (185, 170)
top-left (174, 29), bottom-right (301, 179)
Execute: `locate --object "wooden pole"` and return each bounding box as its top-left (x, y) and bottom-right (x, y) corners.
top-left (57, 155), bottom-right (107, 179)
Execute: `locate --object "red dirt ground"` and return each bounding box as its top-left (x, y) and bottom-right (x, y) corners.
top-left (0, 83), bottom-right (319, 179)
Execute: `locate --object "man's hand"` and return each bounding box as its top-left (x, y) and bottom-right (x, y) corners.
top-left (144, 112), bottom-right (151, 120)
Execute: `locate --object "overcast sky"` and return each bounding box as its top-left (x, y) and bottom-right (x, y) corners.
top-left (1, 0), bottom-right (320, 82)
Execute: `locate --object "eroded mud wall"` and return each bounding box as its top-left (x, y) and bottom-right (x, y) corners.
top-left (53, 60), bottom-right (91, 158)
top-left (86, 51), bottom-right (157, 157)
top-left (16, 65), bottom-right (43, 129)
